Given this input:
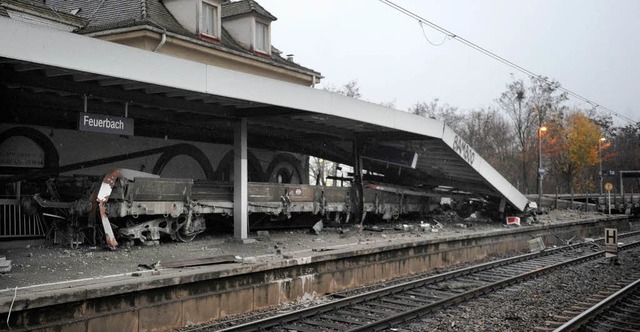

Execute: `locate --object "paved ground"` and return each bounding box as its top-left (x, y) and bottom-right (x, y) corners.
top-left (0, 210), bottom-right (611, 293)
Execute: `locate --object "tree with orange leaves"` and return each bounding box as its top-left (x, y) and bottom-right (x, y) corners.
top-left (545, 110), bottom-right (604, 193)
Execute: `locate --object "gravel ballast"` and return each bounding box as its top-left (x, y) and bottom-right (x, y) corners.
top-left (404, 247), bottom-right (640, 331)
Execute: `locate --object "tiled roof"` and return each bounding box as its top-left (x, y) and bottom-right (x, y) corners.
top-left (35, 0), bottom-right (319, 76)
top-left (221, 0), bottom-right (276, 21)
top-left (0, 0), bottom-right (87, 26)
top-left (270, 46), bottom-right (313, 72)
top-left (46, 0), bottom-right (188, 35)
top-left (220, 27), bottom-right (250, 53)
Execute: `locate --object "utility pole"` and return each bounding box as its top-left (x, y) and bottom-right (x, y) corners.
top-left (537, 126), bottom-right (547, 209)
top-left (598, 137), bottom-right (606, 194)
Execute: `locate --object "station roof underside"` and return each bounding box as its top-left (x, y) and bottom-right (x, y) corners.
top-left (0, 18), bottom-right (528, 212)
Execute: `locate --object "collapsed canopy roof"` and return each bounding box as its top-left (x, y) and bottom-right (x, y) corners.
top-left (0, 18), bottom-right (528, 212)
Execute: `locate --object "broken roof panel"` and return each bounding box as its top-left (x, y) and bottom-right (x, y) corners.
top-left (0, 18), bottom-right (529, 212)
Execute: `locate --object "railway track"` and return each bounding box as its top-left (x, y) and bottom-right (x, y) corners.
top-left (542, 274), bottom-right (640, 331)
top-left (190, 230), bottom-right (640, 332)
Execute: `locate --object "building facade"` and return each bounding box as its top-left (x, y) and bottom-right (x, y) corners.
top-left (0, 0), bottom-right (322, 239)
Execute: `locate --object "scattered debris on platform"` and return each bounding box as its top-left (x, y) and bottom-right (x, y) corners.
top-left (312, 221), bottom-right (324, 235)
top-left (148, 255), bottom-right (238, 269)
top-left (363, 226), bottom-right (383, 232)
top-left (0, 255), bottom-right (11, 273)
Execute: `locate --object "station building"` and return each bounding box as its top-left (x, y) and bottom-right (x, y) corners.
top-left (0, 0), bottom-right (528, 243)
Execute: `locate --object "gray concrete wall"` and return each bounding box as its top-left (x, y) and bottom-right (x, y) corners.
top-left (0, 216), bottom-right (631, 331)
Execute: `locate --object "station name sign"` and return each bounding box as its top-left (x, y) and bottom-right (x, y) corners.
top-left (78, 113), bottom-right (134, 136)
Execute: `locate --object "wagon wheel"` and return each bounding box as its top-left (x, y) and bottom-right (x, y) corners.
top-left (169, 217), bottom-right (193, 242)
top-left (174, 216), bottom-right (204, 243)
top-left (175, 228), bottom-right (197, 243)
top-left (392, 208), bottom-right (400, 220)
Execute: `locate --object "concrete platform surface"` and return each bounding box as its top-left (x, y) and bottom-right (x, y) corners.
top-left (0, 211), bottom-right (622, 294)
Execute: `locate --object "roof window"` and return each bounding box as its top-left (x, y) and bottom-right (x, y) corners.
top-left (200, 1), bottom-right (220, 41)
top-left (254, 21), bottom-right (269, 54)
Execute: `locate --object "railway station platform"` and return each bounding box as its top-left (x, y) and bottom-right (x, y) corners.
top-left (0, 212), bottom-right (635, 331)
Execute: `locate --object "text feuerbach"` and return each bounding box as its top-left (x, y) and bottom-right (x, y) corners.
top-left (83, 115), bottom-right (125, 130)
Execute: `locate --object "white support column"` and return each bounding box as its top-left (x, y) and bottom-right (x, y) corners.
top-left (352, 138), bottom-right (365, 225)
top-left (233, 118), bottom-right (251, 241)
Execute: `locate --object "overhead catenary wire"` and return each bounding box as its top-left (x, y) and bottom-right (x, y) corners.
top-left (419, 21), bottom-right (450, 47)
top-left (379, 0), bottom-right (637, 125)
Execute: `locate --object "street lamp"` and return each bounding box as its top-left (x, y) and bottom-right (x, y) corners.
top-left (537, 126), bottom-right (547, 209)
top-left (598, 137), bottom-right (606, 194)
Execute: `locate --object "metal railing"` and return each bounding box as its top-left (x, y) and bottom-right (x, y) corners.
top-left (0, 199), bottom-right (45, 238)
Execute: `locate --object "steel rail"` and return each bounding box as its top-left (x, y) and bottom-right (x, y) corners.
top-left (210, 248), bottom-right (572, 332)
top-left (350, 241), bottom-right (640, 332)
top-left (553, 277), bottom-right (640, 332)
top-left (204, 231), bottom-right (640, 332)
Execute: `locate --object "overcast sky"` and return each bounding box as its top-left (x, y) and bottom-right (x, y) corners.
top-left (260, 0), bottom-right (639, 126)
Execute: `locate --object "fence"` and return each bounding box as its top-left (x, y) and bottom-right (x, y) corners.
top-left (0, 199), bottom-right (45, 238)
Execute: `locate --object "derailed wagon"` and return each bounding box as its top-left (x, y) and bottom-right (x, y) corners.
top-left (35, 168), bottom-right (443, 249)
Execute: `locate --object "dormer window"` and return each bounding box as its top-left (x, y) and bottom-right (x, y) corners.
top-left (200, 1), bottom-right (220, 40)
top-left (254, 21), bottom-right (269, 54)
top-left (220, 0), bottom-right (276, 55)
top-left (163, 0), bottom-right (222, 40)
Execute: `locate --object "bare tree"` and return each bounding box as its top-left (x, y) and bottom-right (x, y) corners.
top-left (309, 157), bottom-right (336, 186)
top-left (409, 98), bottom-right (465, 133)
top-left (324, 79), bottom-right (362, 99)
top-left (496, 79), bottom-right (533, 193)
top-left (496, 76), bottom-right (567, 194)
top-left (609, 121), bottom-right (640, 193)
top-left (378, 99), bottom-right (396, 109)
top-left (586, 108), bottom-right (614, 137)
top-left (528, 76), bottom-right (568, 129)
top-left (317, 80), bottom-right (365, 185)
top-left (460, 108), bottom-right (518, 184)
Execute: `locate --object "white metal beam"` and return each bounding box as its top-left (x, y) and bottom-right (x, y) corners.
top-left (233, 118), bottom-right (249, 241)
top-left (0, 18), bottom-right (445, 138)
top-left (0, 17), bottom-right (529, 212)
top-left (441, 125), bottom-right (529, 210)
